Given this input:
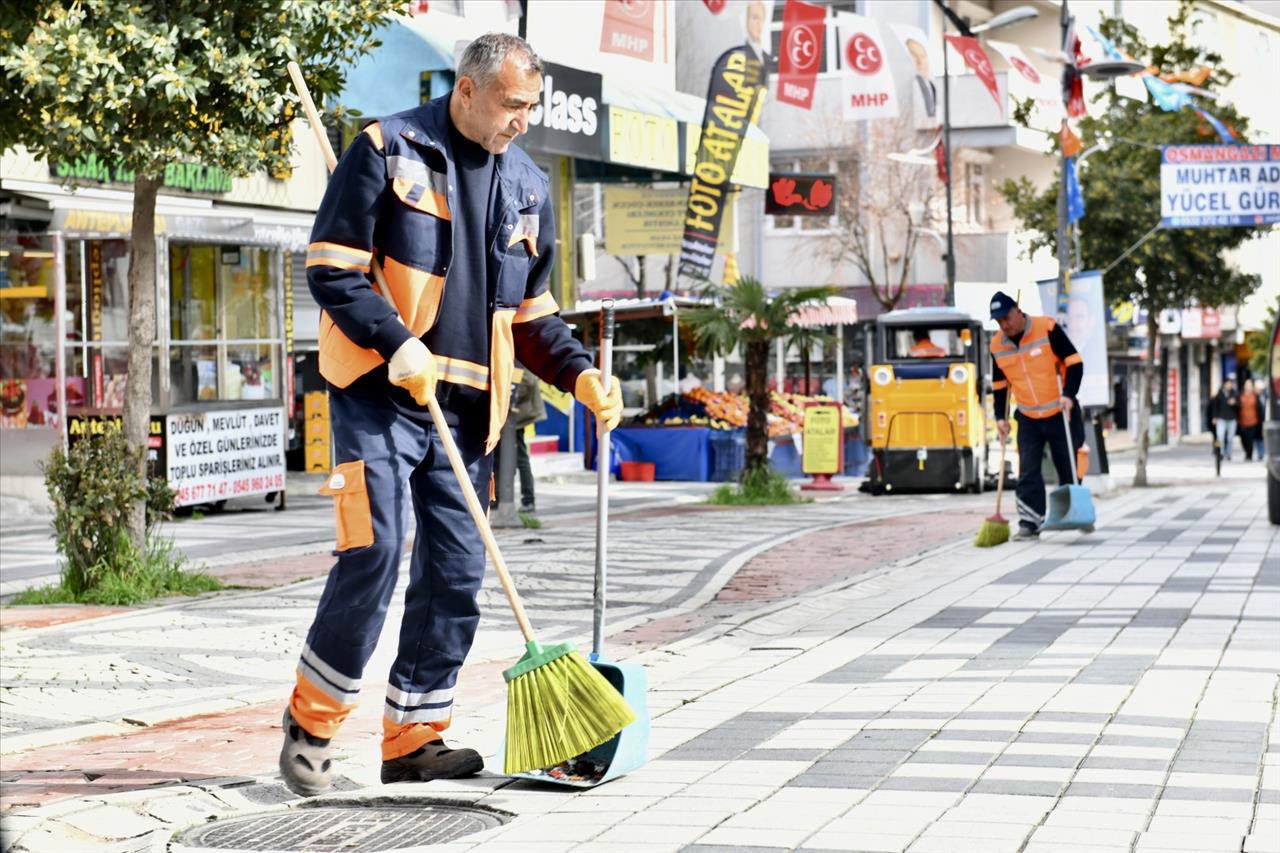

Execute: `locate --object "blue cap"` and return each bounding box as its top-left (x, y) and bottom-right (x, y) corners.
top-left (989, 291), bottom-right (1018, 319)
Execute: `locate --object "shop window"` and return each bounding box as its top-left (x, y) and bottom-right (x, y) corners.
top-left (1, 234), bottom-right (57, 428)
top-left (768, 156), bottom-right (846, 232)
top-left (168, 243), bottom-right (280, 405)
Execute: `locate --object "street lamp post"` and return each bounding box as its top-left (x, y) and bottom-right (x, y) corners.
top-left (932, 3), bottom-right (1039, 306)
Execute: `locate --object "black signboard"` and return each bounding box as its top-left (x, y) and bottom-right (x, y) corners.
top-left (523, 62), bottom-right (603, 160)
top-left (67, 413), bottom-right (167, 478)
top-left (765, 173), bottom-right (837, 216)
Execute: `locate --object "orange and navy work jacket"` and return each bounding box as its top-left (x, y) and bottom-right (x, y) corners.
top-left (306, 95), bottom-right (591, 452)
top-left (990, 315), bottom-right (1083, 420)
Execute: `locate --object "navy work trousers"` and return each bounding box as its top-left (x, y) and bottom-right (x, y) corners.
top-left (292, 387), bottom-right (492, 751)
top-left (1015, 406), bottom-right (1084, 531)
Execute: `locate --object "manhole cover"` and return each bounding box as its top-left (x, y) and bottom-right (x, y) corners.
top-left (177, 800), bottom-right (510, 851)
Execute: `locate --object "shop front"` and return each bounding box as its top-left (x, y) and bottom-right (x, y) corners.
top-left (0, 203), bottom-right (309, 506)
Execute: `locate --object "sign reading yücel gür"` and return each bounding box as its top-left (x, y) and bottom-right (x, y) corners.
top-left (1160, 144), bottom-right (1280, 227)
top-left (524, 62), bottom-right (602, 160)
top-left (166, 407), bottom-right (285, 507)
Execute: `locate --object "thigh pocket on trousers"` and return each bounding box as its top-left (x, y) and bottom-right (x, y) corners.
top-left (319, 460), bottom-right (375, 551)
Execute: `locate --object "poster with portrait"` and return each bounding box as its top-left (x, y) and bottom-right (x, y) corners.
top-left (889, 23), bottom-right (938, 128)
top-left (1056, 271), bottom-right (1110, 409)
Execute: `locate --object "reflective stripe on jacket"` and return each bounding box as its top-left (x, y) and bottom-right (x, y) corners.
top-left (306, 95), bottom-right (591, 452)
top-left (990, 315), bottom-right (1083, 419)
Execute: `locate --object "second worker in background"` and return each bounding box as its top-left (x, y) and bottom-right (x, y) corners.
top-left (989, 291), bottom-right (1085, 540)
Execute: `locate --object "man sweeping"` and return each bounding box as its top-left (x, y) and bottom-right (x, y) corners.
top-left (989, 291), bottom-right (1085, 540)
top-left (280, 33), bottom-right (622, 796)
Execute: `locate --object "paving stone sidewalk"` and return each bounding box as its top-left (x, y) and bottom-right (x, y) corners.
top-left (2, 478), bottom-right (1277, 853)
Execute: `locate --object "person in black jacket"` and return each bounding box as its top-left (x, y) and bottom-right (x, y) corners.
top-left (1210, 376), bottom-right (1240, 461)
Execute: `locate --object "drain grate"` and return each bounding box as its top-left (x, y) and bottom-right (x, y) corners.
top-left (177, 800), bottom-right (509, 851)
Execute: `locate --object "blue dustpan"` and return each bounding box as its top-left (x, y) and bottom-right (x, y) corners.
top-left (503, 302), bottom-right (649, 788)
top-left (1039, 393), bottom-right (1096, 534)
top-left (1041, 483), bottom-right (1096, 531)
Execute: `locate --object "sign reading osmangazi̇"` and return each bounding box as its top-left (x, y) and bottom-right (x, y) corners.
top-left (1160, 144), bottom-right (1280, 228)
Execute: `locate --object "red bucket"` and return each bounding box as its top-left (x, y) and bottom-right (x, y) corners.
top-left (618, 461), bottom-right (656, 482)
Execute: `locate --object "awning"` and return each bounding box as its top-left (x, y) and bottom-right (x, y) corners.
top-left (2, 180), bottom-right (314, 250)
top-left (790, 296), bottom-right (859, 329)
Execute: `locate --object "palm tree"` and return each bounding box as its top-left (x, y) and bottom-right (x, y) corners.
top-left (683, 277), bottom-right (836, 476)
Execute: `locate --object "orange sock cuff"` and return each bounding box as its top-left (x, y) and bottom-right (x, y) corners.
top-left (290, 673), bottom-right (356, 740)
top-left (381, 719), bottom-right (447, 761)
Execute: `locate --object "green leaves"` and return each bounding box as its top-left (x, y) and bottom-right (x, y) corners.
top-left (1, 0), bottom-right (401, 181)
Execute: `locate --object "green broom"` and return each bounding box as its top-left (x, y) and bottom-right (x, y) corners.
top-left (286, 61), bottom-right (634, 776)
top-left (975, 435), bottom-right (1010, 547)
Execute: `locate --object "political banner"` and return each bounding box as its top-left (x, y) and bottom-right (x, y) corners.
top-left (766, 173), bottom-right (836, 216)
top-left (1056, 271), bottom-right (1109, 409)
top-left (889, 22), bottom-right (939, 127)
top-left (835, 12), bottom-right (899, 121)
top-left (600, 0), bottom-right (656, 62)
top-left (986, 39), bottom-right (1060, 129)
top-left (943, 34), bottom-right (1001, 115)
top-left (1160, 144), bottom-right (1280, 228)
top-left (776, 0), bottom-right (825, 109)
top-left (678, 45), bottom-right (767, 279)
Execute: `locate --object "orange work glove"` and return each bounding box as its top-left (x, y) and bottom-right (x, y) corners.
top-left (388, 337), bottom-right (437, 405)
top-left (574, 369), bottom-right (623, 431)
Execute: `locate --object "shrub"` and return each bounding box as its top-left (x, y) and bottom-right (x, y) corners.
top-left (32, 429), bottom-right (219, 604)
top-left (707, 465), bottom-right (807, 506)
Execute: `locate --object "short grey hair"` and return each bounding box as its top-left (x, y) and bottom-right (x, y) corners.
top-left (456, 33), bottom-right (542, 89)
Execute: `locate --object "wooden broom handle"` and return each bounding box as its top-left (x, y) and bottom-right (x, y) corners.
top-left (287, 61), bottom-right (537, 644)
top-left (993, 434), bottom-right (1008, 514)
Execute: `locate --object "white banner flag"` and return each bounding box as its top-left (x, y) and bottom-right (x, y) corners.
top-left (986, 39), bottom-right (1062, 129)
top-left (889, 22), bottom-right (939, 128)
top-left (836, 12), bottom-right (899, 121)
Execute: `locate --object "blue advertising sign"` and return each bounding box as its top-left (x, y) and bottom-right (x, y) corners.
top-left (1160, 144), bottom-right (1280, 228)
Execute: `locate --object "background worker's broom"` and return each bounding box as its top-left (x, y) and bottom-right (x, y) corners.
top-left (975, 435), bottom-right (1010, 547)
top-left (287, 62), bottom-right (635, 776)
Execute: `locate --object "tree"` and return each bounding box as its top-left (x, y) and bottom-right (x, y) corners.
top-left (998, 1), bottom-right (1263, 486)
top-left (813, 116), bottom-right (944, 311)
top-left (1, 0), bottom-right (400, 549)
top-left (682, 277), bottom-right (834, 476)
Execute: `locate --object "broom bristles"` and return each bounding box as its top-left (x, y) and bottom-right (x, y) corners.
top-left (504, 648), bottom-right (637, 775)
top-left (974, 517), bottom-right (1010, 548)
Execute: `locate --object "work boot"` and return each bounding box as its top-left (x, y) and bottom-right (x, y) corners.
top-left (519, 500), bottom-right (536, 514)
top-left (380, 740), bottom-right (484, 783)
top-left (279, 708), bottom-right (332, 797)
top-left (1013, 524), bottom-right (1040, 540)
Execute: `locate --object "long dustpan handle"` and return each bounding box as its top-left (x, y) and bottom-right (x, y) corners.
top-left (288, 60), bottom-right (538, 645)
top-left (1058, 375), bottom-right (1079, 485)
top-left (592, 301), bottom-right (615, 659)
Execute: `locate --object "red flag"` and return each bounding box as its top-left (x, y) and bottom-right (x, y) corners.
top-left (934, 134), bottom-right (948, 184)
top-left (702, 0), bottom-right (726, 12)
top-left (600, 0), bottom-right (655, 62)
top-left (943, 34), bottom-right (1001, 114)
top-left (776, 0), bottom-right (825, 109)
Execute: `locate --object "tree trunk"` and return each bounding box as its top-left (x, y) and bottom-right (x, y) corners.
top-left (745, 339), bottom-right (770, 476)
top-left (1133, 312), bottom-right (1159, 488)
top-left (123, 175), bottom-right (160, 550)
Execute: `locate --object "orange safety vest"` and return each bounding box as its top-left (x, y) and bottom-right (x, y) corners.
top-left (990, 315), bottom-right (1083, 419)
top-left (909, 340), bottom-right (947, 358)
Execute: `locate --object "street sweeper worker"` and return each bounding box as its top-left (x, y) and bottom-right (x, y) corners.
top-left (280, 33), bottom-right (622, 797)
top-left (988, 291), bottom-right (1085, 540)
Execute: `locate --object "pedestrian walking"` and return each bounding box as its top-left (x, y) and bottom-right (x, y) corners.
top-left (281, 33), bottom-right (622, 797)
top-left (1210, 375), bottom-right (1240, 462)
top-left (1238, 378), bottom-right (1264, 461)
top-left (988, 291), bottom-right (1085, 539)
top-left (512, 362), bottom-right (545, 512)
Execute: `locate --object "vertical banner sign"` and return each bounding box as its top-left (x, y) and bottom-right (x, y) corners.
top-left (1166, 364), bottom-right (1179, 441)
top-left (986, 39), bottom-right (1061, 128)
top-left (1056, 270), bottom-right (1109, 409)
top-left (943, 34), bottom-right (1002, 114)
top-left (678, 46), bottom-right (767, 279)
top-left (776, 0), bottom-right (825, 109)
top-left (88, 240), bottom-right (104, 405)
top-left (890, 22), bottom-right (939, 126)
top-left (284, 252), bottom-right (295, 421)
top-left (836, 12), bottom-right (899, 121)
top-left (600, 0), bottom-right (655, 62)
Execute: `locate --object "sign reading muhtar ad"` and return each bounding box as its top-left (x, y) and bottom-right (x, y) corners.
top-left (1160, 144), bottom-right (1280, 228)
top-left (166, 406), bottom-right (285, 507)
top-left (678, 45), bottom-right (767, 280)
